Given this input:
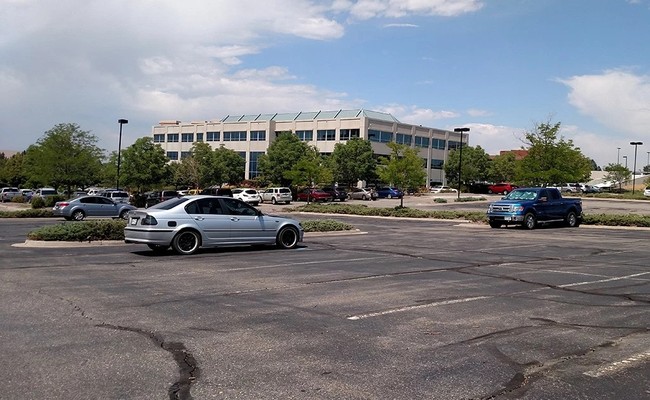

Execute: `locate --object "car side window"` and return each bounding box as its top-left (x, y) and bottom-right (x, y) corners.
top-left (549, 190), bottom-right (560, 200)
top-left (98, 197), bottom-right (114, 204)
top-left (80, 197), bottom-right (95, 204)
top-left (193, 198), bottom-right (224, 215)
top-left (221, 198), bottom-right (257, 216)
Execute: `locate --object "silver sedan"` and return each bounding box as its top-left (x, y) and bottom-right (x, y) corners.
top-left (53, 196), bottom-right (136, 221)
top-left (124, 195), bottom-right (304, 255)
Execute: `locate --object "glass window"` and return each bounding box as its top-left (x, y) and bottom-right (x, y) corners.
top-left (432, 138), bottom-right (446, 150)
top-left (317, 129), bottom-right (336, 141)
top-left (414, 136), bottom-right (430, 148)
top-left (167, 151), bottom-right (179, 160)
top-left (368, 129), bottom-right (393, 143)
top-left (167, 133), bottom-right (179, 142)
top-left (340, 129), bottom-right (360, 141)
top-left (431, 159), bottom-right (444, 169)
top-left (153, 134), bottom-right (165, 143)
top-left (224, 131), bottom-right (247, 141)
top-left (296, 130), bottom-right (313, 141)
top-left (192, 198), bottom-right (224, 214)
top-left (181, 151), bottom-right (192, 159)
top-left (396, 133), bottom-right (412, 145)
top-left (196, 132), bottom-right (204, 142)
top-left (207, 131), bottom-right (220, 141)
top-left (181, 133), bottom-right (194, 142)
top-left (249, 151), bottom-right (264, 178)
top-left (448, 140), bottom-right (461, 150)
top-left (250, 130), bottom-right (266, 141)
top-left (222, 198), bottom-right (258, 216)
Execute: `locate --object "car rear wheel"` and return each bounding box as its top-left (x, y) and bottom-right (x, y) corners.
top-left (523, 213), bottom-right (536, 230)
top-left (387, 194), bottom-right (393, 199)
top-left (172, 230), bottom-right (201, 255)
top-left (488, 189), bottom-right (494, 194)
top-left (72, 210), bottom-right (85, 221)
top-left (565, 211), bottom-right (580, 227)
top-left (271, 197), bottom-right (277, 204)
top-left (276, 226), bottom-right (299, 249)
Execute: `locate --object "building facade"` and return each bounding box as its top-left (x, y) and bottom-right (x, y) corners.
top-left (151, 109), bottom-right (467, 187)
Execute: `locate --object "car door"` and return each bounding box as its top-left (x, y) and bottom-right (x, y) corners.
top-left (220, 197), bottom-right (274, 243)
top-left (96, 196), bottom-right (119, 216)
top-left (184, 198), bottom-right (232, 244)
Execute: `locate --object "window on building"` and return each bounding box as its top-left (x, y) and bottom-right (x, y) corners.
top-left (447, 140), bottom-right (461, 150)
top-left (368, 129), bottom-right (393, 143)
top-left (414, 136), bottom-right (430, 148)
top-left (167, 151), bottom-right (179, 161)
top-left (207, 131), bottom-right (220, 141)
top-left (181, 133), bottom-right (194, 142)
top-left (167, 133), bottom-right (179, 143)
top-left (153, 134), bottom-right (165, 143)
top-left (250, 130), bottom-right (266, 141)
top-left (181, 151), bottom-right (192, 159)
top-left (196, 132), bottom-right (204, 142)
top-left (317, 129), bottom-right (336, 141)
top-left (340, 129), bottom-right (360, 140)
top-left (396, 133), bottom-right (412, 145)
top-left (249, 151), bottom-right (264, 178)
top-left (431, 159), bottom-right (444, 169)
top-left (224, 131), bottom-right (247, 141)
top-left (296, 130), bottom-right (313, 141)
top-left (432, 138), bottom-right (446, 150)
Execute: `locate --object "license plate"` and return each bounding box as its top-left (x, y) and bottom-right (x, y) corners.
top-left (504, 216), bottom-right (511, 221)
top-left (130, 218), bottom-right (138, 225)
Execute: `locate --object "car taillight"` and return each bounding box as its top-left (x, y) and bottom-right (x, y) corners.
top-left (58, 202), bottom-right (70, 207)
top-left (141, 215), bottom-right (158, 225)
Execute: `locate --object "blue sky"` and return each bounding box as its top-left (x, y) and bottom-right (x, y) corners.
top-left (2, 0), bottom-right (650, 168)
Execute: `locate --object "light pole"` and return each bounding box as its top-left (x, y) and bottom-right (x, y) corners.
top-left (646, 151), bottom-right (649, 170)
top-left (630, 141), bottom-right (643, 194)
top-left (453, 127), bottom-right (470, 200)
top-left (623, 155), bottom-right (628, 169)
top-left (116, 119), bottom-right (128, 190)
top-left (617, 147), bottom-right (621, 165)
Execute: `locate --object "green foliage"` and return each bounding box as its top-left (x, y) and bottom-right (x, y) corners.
top-left (27, 220), bottom-right (127, 241)
top-left (0, 208), bottom-right (54, 218)
top-left (300, 219), bottom-right (354, 232)
top-left (284, 146), bottom-right (332, 187)
top-left (120, 137), bottom-right (169, 192)
top-left (603, 163), bottom-right (630, 191)
top-left (454, 196), bottom-right (487, 202)
top-left (213, 145), bottom-right (246, 185)
top-left (434, 198), bottom-right (448, 203)
top-left (330, 139), bottom-right (377, 187)
top-left (0, 152), bottom-right (28, 187)
top-left (292, 203), bottom-right (487, 222)
top-left (44, 195), bottom-right (66, 208)
top-left (582, 213), bottom-right (650, 227)
top-left (488, 152), bottom-right (517, 183)
top-left (30, 197), bottom-right (46, 209)
top-left (444, 145), bottom-right (491, 186)
top-left (516, 120), bottom-right (591, 185)
top-left (258, 132), bottom-right (310, 186)
top-left (23, 123), bottom-right (104, 193)
top-left (11, 195), bottom-right (26, 203)
top-left (376, 142), bottom-right (427, 207)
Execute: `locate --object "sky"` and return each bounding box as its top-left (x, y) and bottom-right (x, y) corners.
top-left (2, 0), bottom-right (650, 169)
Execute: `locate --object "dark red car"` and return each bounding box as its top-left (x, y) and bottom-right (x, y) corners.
top-left (296, 188), bottom-right (332, 202)
top-left (488, 183), bottom-right (518, 195)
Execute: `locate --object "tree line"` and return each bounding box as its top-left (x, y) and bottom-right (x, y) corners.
top-left (0, 120), bottom-right (615, 196)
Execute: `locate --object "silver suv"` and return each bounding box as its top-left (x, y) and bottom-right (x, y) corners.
top-left (260, 187), bottom-right (292, 204)
top-left (1, 187), bottom-right (20, 202)
top-left (101, 190), bottom-right (130, 204)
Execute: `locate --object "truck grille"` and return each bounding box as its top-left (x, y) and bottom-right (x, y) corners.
top-left (490, 205), bottom-right (512, 212)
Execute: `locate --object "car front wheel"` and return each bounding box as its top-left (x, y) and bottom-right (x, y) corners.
top-left (119, 210), bottom-right (129, 220)
top-left (72, 210), bottom-right (85, 221)
top-left (523, 213), bottom-right (536, 230)
top-left (172, 230), bottom-right (201, 255)
top-left (276, 226), bottom-right (299, 249)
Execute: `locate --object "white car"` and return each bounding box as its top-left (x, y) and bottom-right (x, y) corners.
top-left (430, 185), bottom-right (458, 193)
top-left (232, 188), bottom-right (261, 206)
top-left (644, 186), bottom-right (650, 197)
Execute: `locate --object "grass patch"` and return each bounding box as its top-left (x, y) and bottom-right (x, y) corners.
top-left (292, 203), bottom-right (487, 222)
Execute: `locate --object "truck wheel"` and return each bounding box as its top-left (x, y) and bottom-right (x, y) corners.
top-left (489, 221), bottom-right (502, 229)
top-left (502, 190), bottom-right (509, 195)
top-left (565, 211), bottom-right (579, 227)
top-left (523, 213), bottom-right (536, 230)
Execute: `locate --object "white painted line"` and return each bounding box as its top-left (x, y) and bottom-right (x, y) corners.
top-left (347, 296), bottom-right (491, 320)
top-left (220, 256), bottom-right (391, 272)
top-left (559, 272), bottom-right (650, 288)
top-left (583, 350), bottom-right (650, 377)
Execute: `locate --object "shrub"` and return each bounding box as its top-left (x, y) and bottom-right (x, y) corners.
top-left (434, 198), bottom-right (448, 203)
top-left (292, 203), bottom-right (487, 222)
top-left (301, 219), bottom-right (354, 232)
top-left (44, 195), bottom-right (66, 208)
top-left (11, 196), bottom-right (26, 203)
top-left (0, 208), bottom-right (55, 218)
top-left (27, 220), bottom-right (127, 241)
top-left (31, 196), bottom-right (46, 209)
top-left (455, 197), bottom-right (486, 202)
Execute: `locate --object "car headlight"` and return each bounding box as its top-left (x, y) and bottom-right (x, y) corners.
top-left (512, 205), bottom-right (524, 212)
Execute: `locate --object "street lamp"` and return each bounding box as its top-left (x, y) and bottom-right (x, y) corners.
top-left (630, 141), bottom-right (643, 194)
top-left (453, 127), bottom-right (470, 200)
top-left (646, 151), bottom-right (649, 169)
top-left (116, 119), bottom-right (128, 190)
top-left (617, 147), bottom-right (621, 165)
top-left (623, 155), bottom-right (628, 169)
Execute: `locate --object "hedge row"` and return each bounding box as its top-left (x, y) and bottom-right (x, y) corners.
top-left (0, 209), bottom-right (55, 218)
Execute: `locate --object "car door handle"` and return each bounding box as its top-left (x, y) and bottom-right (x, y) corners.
top-left (194, 216), bottom-right (204, 221)
top-left (230, 217), bottom-right (240, 222)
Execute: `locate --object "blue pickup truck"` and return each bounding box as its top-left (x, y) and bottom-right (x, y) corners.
top-left (486, 187), bottom-right (583, 229)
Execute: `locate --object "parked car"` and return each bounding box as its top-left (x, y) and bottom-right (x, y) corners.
top-left (200, 187), bottom-right (233, 197)
top-left (296, 188), bottom-right (332, 202)
top-left (145, 190), bottom-right (179, 208)
top-left (32, 188), bottom-right (58, 201)
top-left (348, 187), bottom-right (377, 201)
top-left (430, 185), bottom-right (458, 194)
top-left (486, 187), bottom-right (582, 229)
top-left (124, 195), bottom-right (303, 255)
top-left (644, 186), bottom-right (650, 197)
top-left (487, 183), bottom-right (517, 195)
top-left (321, 187), bottom-right (347, 201)
top-left (1, 187), bottom-right (20, 202)
top-left (232, 188), bottom-right (261, 206)
top-left (581, 184), bottom-right (601, 194)
top-left (101, 190), bottom-right (130, 204)
top-left (468, 182), bottom-right (491, 194)
top-left (20, 189), bottom-right (34, 201)
top-left (259, 187), bottom-right (292, 204)
top-left (376, 187), bottom-right (404, 199)
top-left (52, 196), bottom-right (136, 221)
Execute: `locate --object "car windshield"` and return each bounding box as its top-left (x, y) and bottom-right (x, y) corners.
top-left (505, 190), bottom-right (537, 200)
top-left (113, 192), bottom-right (128, 198)
top-left (149, 197), bottom-right (190, 210)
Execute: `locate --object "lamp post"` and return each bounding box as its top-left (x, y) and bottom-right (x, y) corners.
top-left (623, 155), bottom-right (627, 169)
top-left (617, 147), bottom-right (621, 165)
top-left (453, 127), bottom-right (470, 200)
top-left (646, 151), bottom-right (649, 170)
top-left (630, 141), bottom-right (643, 194)
top-left (116, 119), bottom-right (128, 190)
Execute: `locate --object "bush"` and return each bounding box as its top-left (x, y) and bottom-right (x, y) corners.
top-left (11, 196), bottom-right (26, 203)
top-left (455, 196), bottom-right (486, 202)
top-left (27, 220), bottom-right (127, 241)
top-left (0, 208), bottom-right (54, 218)
top-left (31, 196), bottom-right (46, 209)
top-left (301, 219), bottom-right (354, 232)
top-left (292, 203), bottom-right (488, 222)
top-left (434, 198), bottom-right (448, 203)
top-left (44, 195), bottom-right (66, 208)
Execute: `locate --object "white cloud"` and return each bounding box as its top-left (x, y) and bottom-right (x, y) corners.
top-left (383, 23), bottom-right (419, 28)
top-left (381, 105), bottom-right (459, 123)
top-left (348, 0), bottom-right (484, 19)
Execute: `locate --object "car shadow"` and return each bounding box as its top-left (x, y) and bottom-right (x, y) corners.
top-left (130, 244), bottom-right (309, 257)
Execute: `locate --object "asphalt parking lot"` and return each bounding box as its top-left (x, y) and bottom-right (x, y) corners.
top-left (0, 211), bottom-right (648, 399)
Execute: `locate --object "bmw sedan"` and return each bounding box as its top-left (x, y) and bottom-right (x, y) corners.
top-left (53, 196), bottom-right (137, 221)
top-left (124, 195), bottom-right (304, 255)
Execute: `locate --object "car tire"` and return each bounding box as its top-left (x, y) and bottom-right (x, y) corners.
top-left (72, 210), bottom-right (85, 221)
top-left (523, 213), bottom-right (536, 230)
top-left (171, 230), bottom-right (201, 255)
top-left (285, 201), bottom-right (291, 205)
top-left (489, 221), bottom-right (502, 229)
top-left (502, 190), bottom-right (509, 195)
top-left (271, 197), bottom-right (277, 205)
top-left (361, 195), bottom-right (367, 200)
top-left (565, 211), bottom-right (579, 227)
top-left (119, 210), bottom-right (130, 220)
top-left (276, 226), bottom-right (299, 249)
top-left (387, 194), bottom-right (393, 199)
top-left (488, 189), bottom-right (493, 194)
top-left (147, 244), bottom-right (169, 253)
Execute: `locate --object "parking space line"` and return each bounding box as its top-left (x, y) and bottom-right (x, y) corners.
top-left (583, 350), bottom-right (650, 377)
top-left (559, 272), bottom-right (650, 288)
top-left (220, 256), bottom-right (392, 272)
top-left (346, 296), bottom-right (491, 321)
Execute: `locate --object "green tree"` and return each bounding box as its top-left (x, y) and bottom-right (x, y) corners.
top-left (489, 152), bottom-right (518, 183)
top-left (119, 137), bottom-right (169, 192)
top-left (603, 163), bottom-right (631, 191)
top-left (258, 132), bottom-right (310, 186)
top-left (0, 152), bottom-right (28, 187)
top-left (213, 145), bottom-right (246, 185)
top-left (376, 142), bottom-right (427, 207)
top-left (330, 138), bottom-right (376, 187)
top-left (24, 123), bottom-right (104, 193)
top-left (285, 146), bottom-right (333, 195)
top-left (444, 145), bottom-right (491, 187)
top-left (173, 142), bottom-right (216, 189)
top-left (516, 120), bottom-right (591, 186)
